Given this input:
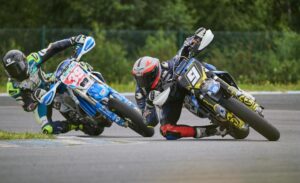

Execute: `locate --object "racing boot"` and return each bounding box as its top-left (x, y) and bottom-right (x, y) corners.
top-left (160, 124), bottom-right (196, 140)
top-left (42, 121), bottom-right (80, 134)
top-left (194, 125), bottom-right (228, 138)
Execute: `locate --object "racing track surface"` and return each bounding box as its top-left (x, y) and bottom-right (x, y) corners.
top-left (0, 94), bottom-right (299, 183)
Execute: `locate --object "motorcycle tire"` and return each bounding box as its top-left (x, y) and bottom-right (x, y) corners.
top-left (82, 125), bottom-right (104, 136)
top-left (108, 98), bottom-right (154, 137)
top-left (228, 125), bottom-right (250, 140)
top-left (220, 97), bottom-right (280, 141)
top-left (83, 126), bottom-right (104, 136)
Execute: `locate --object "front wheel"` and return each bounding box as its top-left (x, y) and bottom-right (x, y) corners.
top-left (220, 97), bottom-right (280, 141)
top-left (108, 98), bottom-right (154, 137)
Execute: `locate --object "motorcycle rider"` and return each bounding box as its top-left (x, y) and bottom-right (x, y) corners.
top-left (132, 27), bottom-right (233, 140)
top-left (2, 35), bottom-right (103, 135)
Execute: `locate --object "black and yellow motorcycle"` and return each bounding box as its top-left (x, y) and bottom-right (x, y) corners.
top-left (153, 30), bottom-right (280, 141)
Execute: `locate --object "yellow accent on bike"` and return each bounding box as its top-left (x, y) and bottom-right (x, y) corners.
top-left (238, 95), bottom-right (259, 111)
top-left (226, 112), bottom-right (245, 129)
top-left (227, 86), bottom-right (239, 96)
top-left (227, 86), bottom-right (260, 112)
top-left (202, 98), bottom-right (214, 108)
top-left (194, 67), bottom-right (207, 89)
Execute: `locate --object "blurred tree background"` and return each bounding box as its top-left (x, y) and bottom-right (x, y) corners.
top-left (0, 0), bottom-right (299, 86)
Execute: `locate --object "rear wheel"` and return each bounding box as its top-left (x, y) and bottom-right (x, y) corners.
top-left (220, 97), bottom-right (280, 141)
top-left (108, 98), bottom-right (154, 137)
top-left (82, 123), bottom-right (104, 136)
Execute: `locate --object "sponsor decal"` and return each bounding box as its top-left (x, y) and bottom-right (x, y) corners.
top-left (5, 58), bottom-right (15, 66)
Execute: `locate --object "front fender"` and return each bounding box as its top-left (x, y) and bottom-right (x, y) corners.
top-left (213, 71), bottom-right (239, 88)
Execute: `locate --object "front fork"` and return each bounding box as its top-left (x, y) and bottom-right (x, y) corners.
top-left (198, 94), bottom-right (246, 129)
top-left (213, 76), bottom-right (263, 114)
top-left (74, 88), bottom-right (128, 127)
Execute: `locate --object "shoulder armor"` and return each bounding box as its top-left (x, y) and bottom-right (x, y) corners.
top-left (27, 52), bottom-right (41, 64)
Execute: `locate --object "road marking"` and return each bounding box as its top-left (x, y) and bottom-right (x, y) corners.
top-left (0, 142), bottom-right (19, 148)
top-left (0, 106), bottom-right (22, 108)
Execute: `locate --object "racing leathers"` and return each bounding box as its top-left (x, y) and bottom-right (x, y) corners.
top-left (135, 36), bottom-right (224, 140)
top-left (6, 36), bottom-right (97, 134)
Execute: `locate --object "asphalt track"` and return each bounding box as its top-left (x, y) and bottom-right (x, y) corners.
top-left (0, 94), bottom-right (299, 183)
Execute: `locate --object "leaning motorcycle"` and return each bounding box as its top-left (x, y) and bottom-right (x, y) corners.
top-left (153, 30), bottom-right (280, 141)
top-left (37, 37), bottom-right (154, 137)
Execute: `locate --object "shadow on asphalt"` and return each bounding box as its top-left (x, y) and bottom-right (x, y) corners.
top-left (71, 135), bottom-right (269, 142)
top-left (139, 138), bottom-right (269, 142)
top-left (76, 135), bottom-right (143, 138)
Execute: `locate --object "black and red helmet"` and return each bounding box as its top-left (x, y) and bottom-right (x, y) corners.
top-left (132, 56), bottom-right (161, 92)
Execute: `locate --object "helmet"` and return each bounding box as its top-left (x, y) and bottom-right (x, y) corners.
top-left (2, 50), bottom-right (29, 82)
top-left (132, 56), bottom-right (161, 91)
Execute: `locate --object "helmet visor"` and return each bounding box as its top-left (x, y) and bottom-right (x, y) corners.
top-left (6, 61), bottom-right (29, 81)
top-left (135, 66), bottom-right (159, 91)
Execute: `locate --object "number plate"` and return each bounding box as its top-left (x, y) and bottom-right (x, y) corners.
top-left (186, 65), bottom-right (201, 86)
top-left (60, 63), bottom-right (87, 87)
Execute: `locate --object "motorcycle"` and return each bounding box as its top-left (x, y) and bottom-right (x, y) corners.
top-left (37, 36), bottom-right (154, 137)
top-left (153, 30), bottom-right (280, 141)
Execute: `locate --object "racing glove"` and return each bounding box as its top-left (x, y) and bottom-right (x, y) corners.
top-left (142, 107), bottom-right (159, 127)
top-left (32, 88), bottom-right (47, 103)
top-left (18, 89), bottom-right (38, 112)
top-left (71, 34), bottom-right (86, 45)
top-left (71, 34), bottom-right (87, 59)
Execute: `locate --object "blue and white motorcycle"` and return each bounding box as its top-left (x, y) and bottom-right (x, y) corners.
top-left (37, 37), bottom-right (154, 137)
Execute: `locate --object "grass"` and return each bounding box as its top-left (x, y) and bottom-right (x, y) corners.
top-left (239, 82), bottom-right (300, 91)
top-left (111, 81), bottom-right (300, 92)
top-left (0, 84), bottom-right (6, 93)
top-left (109, 82), bottom-right (136, 92)
top-left (1, 81), bottom-right (300, 93)
top-left (0, 130), bottom-right (54, 140)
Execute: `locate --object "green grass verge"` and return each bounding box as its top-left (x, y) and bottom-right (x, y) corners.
top-left (111, 82), bottom-right (300, 92)
top-left (109, 82), bottom-right (136, 92)
top-left (0, 130), bottom-right (54, 140)
top-left (0, 84), bottom-right (5, 93)
top-left (1, 81), bottom-right (300, 93)
top-left (239, 82), bottom-right (300, 91)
